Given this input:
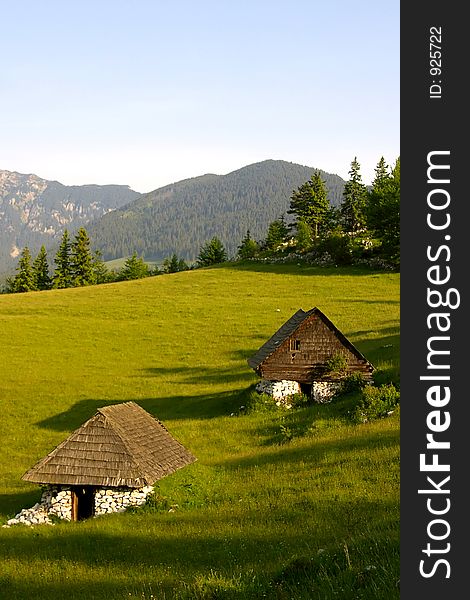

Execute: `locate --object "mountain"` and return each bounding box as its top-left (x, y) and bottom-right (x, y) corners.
top-left (0, 170), bottom-right (140, 275)
top-left (87, 160), bottom-right (345, 263)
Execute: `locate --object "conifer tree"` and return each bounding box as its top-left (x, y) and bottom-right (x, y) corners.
top-left (32, 245), bottom-right (51, 290)
top-left (340, 157), bottom-right (368, 236)
top-left (288, 171), bottom-right (330, 239)
top-left (264, 215), bottom-right (289, 251)
top-left (53, 229), bottom-right (73, 288)
top-left (119, 253), bottom-right (150, 280)
top-left (162, 253), bottom-right (188, 273)
top-left (71, 227), bottom-right (95, 286)
top-left (92, 249), bottom-right (109, 284)
top-left (196, 237), bottom-right (228, 266)
top-left (294, 219), bottom-right (312, 252)
top-left (11, 247), bottom-right (36, 293)
top-left (366, 157), bottom-right (400, 263)
top-left (237, 230), bottom-right (260, 259)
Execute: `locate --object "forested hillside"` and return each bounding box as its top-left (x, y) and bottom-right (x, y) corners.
top-left (0, 170), bottom-right (140, 275)
top-left (87, 160), bottom-right (345, 261)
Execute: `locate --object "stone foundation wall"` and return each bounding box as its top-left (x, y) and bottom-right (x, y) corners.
top-left (2, 484), bottom-right (154, 527)
top-left (311, 381), bottom-right (343, 403)
top-left (94, 486), bottom-right (154, 515)
top-left (255, 379), bottom-right (301, 400)
top-left (256, 379), bottom-right (343, 404)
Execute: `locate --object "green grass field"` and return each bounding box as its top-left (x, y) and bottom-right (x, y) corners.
top-left (0, 263), bottom-right (400, 599)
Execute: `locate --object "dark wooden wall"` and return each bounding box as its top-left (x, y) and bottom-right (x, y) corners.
top-left (258, 313), bottom-right (373, 382)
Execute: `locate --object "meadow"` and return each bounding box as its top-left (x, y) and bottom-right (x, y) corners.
top-left (0, 263), bottom-right (400, 599)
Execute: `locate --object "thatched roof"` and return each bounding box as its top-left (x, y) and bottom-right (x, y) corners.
top-left (247, 307), bottom-right (373, 373)
top-left (22, 402), bottom-right (196, 488)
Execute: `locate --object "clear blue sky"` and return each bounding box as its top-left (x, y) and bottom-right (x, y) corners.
top-left (0, 0), bottom-right (399, 193)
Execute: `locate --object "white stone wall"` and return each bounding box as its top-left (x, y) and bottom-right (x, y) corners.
top-left (94, 486), bottom-right (154, 515)
top-left (256, 379), bottom-right (301, 400)
top-left (2, 484), bottom-right (154, 527)
top-left (312, 381), bottom-right (343, 403)
top-left (43, 486), bottom-right (73, 520)
top-left (256, 379), bottom-right (343, 404)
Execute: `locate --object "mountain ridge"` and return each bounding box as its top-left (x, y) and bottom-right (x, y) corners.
top-left (87, 159), bottom-right (345, 262)
top-left (0, 169), bottom-right (140, 274)
top-left (1, 160), bottom-right (345, 276)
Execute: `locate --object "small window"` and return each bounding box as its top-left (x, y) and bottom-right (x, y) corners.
top-left (289, 339), bottom-right (301, 352)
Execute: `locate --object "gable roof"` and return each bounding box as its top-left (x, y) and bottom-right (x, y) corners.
top-left (22, 402), bottom-right (196, 488)
top-left (247, 308), bottom-right (314, 370)
top-left (247, 307), bottom-right (373, 371)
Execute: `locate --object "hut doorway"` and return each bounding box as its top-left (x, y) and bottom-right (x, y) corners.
top-left (300, 383), bottom-right (312, 396)
top-left (71, 487), bottom-right (95, 521)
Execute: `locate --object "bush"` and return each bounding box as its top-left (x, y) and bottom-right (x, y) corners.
top-left (325, 352), bottom-right (348, 376)
top-left (342, 372), bottom-right (368, 393)
top-left (351, 383), bottom-right (400, 423)
top-left (289, 392), bottom-right (311, 408)
top-left (316, 234), bottom-right (353, 265)
top-left (244, 390), bottom-right (281, 414)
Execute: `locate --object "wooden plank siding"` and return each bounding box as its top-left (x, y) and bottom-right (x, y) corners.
top-left (250, 308), bottom-right (374, 383)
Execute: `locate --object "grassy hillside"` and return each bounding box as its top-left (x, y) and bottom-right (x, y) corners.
top-left (0, 263), bottom-right (399, 599)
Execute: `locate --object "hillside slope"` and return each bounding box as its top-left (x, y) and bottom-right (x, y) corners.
top-left (0, 170), bottom-right (140, 274)
top-left (87, 160), bottom-right (345, 262)
top-left (0, 263), bottom-right (399, 599)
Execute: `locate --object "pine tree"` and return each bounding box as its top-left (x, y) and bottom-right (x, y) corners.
top-left (53, 230), bottom-right (73, 288)
top-left (162, 253), bottom-right (188, 273)
top-left (11, 247), bottom-right (36, 293)
top-left (119, 253), bottom-right (150, 280)
top-left (295, 219), bottom-right (312, 252)
top-left (92, 250), bottom-right (109, 284)
top-left (196, 237), bottom-right (228, 266)
top-left (237, 230), bottom-right (260, 259)
top-left (366, 157), bottom-right (400, 263)
top-left (264, 215), bottom-right (289, 251)
top-left (71, 227), bottom-right (95, 286)
top-left (370, 156), bottom-right (390, 193)
top-left (340, 157), bottom-right (368, 236)
top-left (288, 171), bottom-right (330, 239)
top-left (32, 245), bottom-right (51, 290)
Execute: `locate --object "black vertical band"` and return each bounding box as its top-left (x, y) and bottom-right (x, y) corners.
top-left (400, 3), bottom-right (467, 597)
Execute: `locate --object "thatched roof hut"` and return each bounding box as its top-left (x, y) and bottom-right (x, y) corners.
top-left (22, 401), bottom-right (197, 488)
top-left (248, 307), bottom-right (374, 383)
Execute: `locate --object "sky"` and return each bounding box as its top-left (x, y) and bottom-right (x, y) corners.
top-left (0, 0), bottom-right (399, 194)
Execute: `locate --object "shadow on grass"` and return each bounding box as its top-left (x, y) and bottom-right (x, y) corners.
top-left (0, 490), bottom-right (43, 521)
top-left (0, 498), bottom-right (399, 599)
top-left (224, 261), bottom-right (398, 278)
top-left (216, 420), bottom-right (399, 471)
top-left (143, 364), bottom-right (255, 385)
top-left (35, 388), bottom-right (252, 432)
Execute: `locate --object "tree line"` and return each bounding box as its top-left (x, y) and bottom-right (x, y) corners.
top-left (3, 155), bottom-right (399, 294)
top-left (235, 155), bottom-right (400, 267)
top-left (3, 227), bottom-right (230, 293)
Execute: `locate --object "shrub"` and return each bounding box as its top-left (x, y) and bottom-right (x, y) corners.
top-left (244, 390), bottom-right (280, 414)
top-left (342, 372), bottom-right (368, 393)
top-left (325, 352), bottom-right (348, 376)
top-left (316, 233), bottom-right (353, 265)
top-left (289, 392), bottom-right (311, 408)
top-left (351, 383), bottom-right (400, 423)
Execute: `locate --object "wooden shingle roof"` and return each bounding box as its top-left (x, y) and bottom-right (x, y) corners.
top-left (247, 308), bottom-right (314, 370)
top-left (22, 402), bottom-right (196, 488)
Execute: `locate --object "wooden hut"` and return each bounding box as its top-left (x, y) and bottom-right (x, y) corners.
top-left (22, 402), bottom-right (196, 521)
top-left (248, 307), bottom-right (374, 401)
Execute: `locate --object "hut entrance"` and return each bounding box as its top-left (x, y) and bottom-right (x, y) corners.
top-left (300, 383), bottom-right (312, 396)
top-left (71, 487), bottom-right (95, 521)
